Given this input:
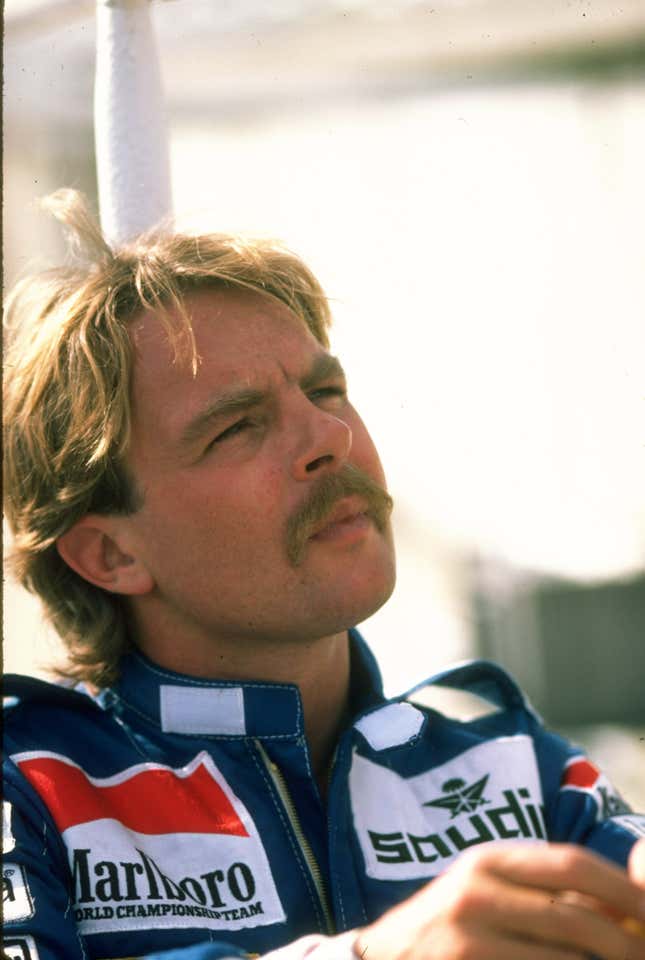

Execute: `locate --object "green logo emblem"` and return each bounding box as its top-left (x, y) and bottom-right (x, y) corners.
top-left (423, 775), bottom-right (490, 819)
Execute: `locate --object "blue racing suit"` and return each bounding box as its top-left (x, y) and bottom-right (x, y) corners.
top-left (3, 630), bottom-right (644, 960)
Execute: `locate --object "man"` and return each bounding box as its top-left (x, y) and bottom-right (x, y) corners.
top-left (3, 190), bottom-right (645, 960)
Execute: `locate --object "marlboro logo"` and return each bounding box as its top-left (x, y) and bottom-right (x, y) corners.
top-left (16, 752), bottom-right (248, 836)
top-left (12, 750), bottom-right (285, 935)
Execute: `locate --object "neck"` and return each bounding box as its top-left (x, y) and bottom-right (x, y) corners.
top-left (293, 634), bottom-right (352, 788)
top-left (134, 624), bottom-right (352, 790)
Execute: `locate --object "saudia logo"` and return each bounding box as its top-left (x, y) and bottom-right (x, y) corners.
top-left (423, 776), bottom-right (490, 818)
top-left (368, 771), bottom-right (546, 865)
top-left (72, 847), bottom-right (264, 925)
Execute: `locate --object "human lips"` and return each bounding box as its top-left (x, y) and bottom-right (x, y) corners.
top-left (308, 496), bottom-right (370, 541)
top-left (285, 464), bottom-right (393, 566)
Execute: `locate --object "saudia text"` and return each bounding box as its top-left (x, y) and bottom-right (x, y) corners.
top-left (370, 788), bottom-right (546, 864)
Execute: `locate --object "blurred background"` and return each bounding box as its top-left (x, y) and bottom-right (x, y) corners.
top-left (4, 0), bottom-right (645, 805)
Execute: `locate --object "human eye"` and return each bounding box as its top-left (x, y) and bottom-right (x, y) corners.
top-left (308, 384), bottom-right (348, 407)
top-left (207, 418), bottom-right (253, 449)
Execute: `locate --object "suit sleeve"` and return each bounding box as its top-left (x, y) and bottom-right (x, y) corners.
top-left (3, 761), bottom-right (86, 960)
top-left (533, 727), bottom-right (645, 866)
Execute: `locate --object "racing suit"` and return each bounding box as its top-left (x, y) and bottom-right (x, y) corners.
top-left (3, 630), bottom-right (644, 960)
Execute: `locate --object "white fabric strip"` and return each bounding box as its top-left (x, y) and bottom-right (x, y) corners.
top-left (160, 685), bottom-right (246, 736)
top-left (354, 702), bottom-right (425, 750)
top-left (94, 0), bottom-right (173, 246)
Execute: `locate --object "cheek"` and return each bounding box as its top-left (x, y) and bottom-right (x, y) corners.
top-left (156, 467), bottom-right (285, 547)
top-left (349, 417), bottom-right (387, 485)
top-left (137, 493), bottom-right (285, 590)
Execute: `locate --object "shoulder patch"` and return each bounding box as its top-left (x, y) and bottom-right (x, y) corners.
top-left (3, 863), bottom-right (35, 923)
top-left (3, 800), bottom-right (16, 854)
top-left (2, 936), bottom-right (40, 960)
top-left (560, 756), bottom-right (631, 820)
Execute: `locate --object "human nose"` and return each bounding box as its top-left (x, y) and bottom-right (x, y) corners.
top-left (290, 403), bottom-right (353, 481)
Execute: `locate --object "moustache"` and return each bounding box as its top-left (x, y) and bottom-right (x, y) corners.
top-left (285, 464), bottom-right (393, 567)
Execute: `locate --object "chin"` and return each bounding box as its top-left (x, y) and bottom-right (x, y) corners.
top-left (354, 571), bottom-right (397, 624)
top-left (329, 553), bottom-right (397, 633)
top-left (292, 531), bottom-right (396, 637)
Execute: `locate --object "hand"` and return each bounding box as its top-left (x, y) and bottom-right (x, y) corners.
top-left (624, 839), bottom-right (645, 938)
top-left (354, 842), bottom-right (645, 960)
top-left (630, 839), bottom-right (645, 887)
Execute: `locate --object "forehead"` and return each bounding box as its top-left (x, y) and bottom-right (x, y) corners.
top-left (128, 287), bottom-right (326, 439)
top-left (130, 286), bottom-right (319, 370)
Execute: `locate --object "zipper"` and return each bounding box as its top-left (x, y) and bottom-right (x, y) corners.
top-left (255, 739), bottom-right (335, 935)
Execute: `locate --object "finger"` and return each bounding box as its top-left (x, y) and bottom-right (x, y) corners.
top-left (440, 927), bottom-right (583, 960)
top-left (448, 872), bottom-right (642, 960)
top-left (630, 839), bottom-right (645, 887)
top-left (624, 917), bottom-right (645, 939)
top-left (355, 915), bottom-right (585, 960)
top-left (478, 842), bottom-right (645, 924)
top-left (625, 842), bottom-right (645, 938)
top-left (478, 879), bottom-right (645, 960)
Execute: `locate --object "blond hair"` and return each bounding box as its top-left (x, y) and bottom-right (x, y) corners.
top-left (3, 190), bottom-right (331, 686)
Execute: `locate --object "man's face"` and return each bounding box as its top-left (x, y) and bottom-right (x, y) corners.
top-left (122, 287), bottom-right (395, 657)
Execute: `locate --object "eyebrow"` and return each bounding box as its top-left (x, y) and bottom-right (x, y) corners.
top-left (300, 353), bottom-right (346, 392)
top-left (178, 353), bottom-right (346, 449)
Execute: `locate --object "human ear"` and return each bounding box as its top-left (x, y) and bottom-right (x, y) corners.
top-left (56, 517), bottom-right (154, 596)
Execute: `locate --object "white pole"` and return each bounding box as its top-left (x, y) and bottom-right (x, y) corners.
top-left (94, 0), bottom-right (173, 247)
